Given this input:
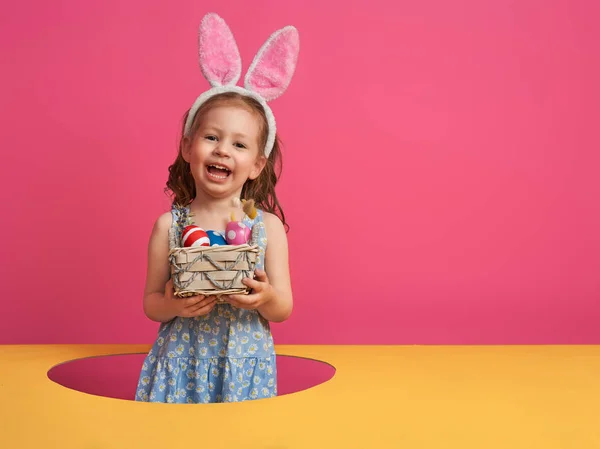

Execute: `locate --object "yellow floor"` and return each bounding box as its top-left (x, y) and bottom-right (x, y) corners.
top-left (1, 344), bottom-right (599, 448)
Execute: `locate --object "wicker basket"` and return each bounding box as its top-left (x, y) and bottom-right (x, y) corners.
top-left (168, 224), bottom-right (261, 298)
top-left (169, 244), bottom-right (259, 297)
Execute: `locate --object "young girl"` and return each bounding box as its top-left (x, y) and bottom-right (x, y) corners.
top-left (135, 13), bottom-right (299, 403)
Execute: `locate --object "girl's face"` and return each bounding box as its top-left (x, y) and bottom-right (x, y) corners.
top-left (183, 104), bottom-right (266, 199)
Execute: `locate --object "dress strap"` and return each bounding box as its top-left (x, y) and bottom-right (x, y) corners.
top-left (168, 205), bottom-right (192, 250)
top-left (242, 209), bottom-right (268, 270)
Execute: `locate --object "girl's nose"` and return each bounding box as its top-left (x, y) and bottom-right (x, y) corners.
top-left (213, 143), bottom-right (230, 157)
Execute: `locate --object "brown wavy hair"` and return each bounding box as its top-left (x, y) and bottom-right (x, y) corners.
top-left (165, 92), bottom-right (287, 229)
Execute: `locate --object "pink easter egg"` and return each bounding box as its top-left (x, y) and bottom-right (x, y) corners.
top-left (225, 221), bottom-right (251, 245)
top-left (181, 225), bottom-right (210, 247)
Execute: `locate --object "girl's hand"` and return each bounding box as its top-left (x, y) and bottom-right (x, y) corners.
top-left (165, 279), bottom-right (217, 318)
top-left (223, 269), bottom-right (274, 310)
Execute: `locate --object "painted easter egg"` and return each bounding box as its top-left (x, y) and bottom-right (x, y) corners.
top-left (225, 221), bottom-right (251, 245)
top-left (207, 230), bottom-right (228, 246)
top-left (181, 225), bottom-right (210, 247)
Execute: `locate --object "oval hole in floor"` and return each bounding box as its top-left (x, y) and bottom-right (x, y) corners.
top-left (47, 353), bottom-right (335, 401)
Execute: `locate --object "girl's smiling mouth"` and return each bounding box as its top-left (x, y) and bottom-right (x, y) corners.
top-left (206, 164), bottom-right (231, 180)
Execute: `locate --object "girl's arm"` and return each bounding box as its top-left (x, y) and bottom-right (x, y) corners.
top-left (142, 212), bottom-right (178, 323)
top-left (142, 213), bottom-right (217, 322)
top-left (255, 212), bottom-right (294, 322)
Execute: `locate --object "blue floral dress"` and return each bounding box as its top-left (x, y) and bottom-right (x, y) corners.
top-left (135, 205), bottom-right (277, 403)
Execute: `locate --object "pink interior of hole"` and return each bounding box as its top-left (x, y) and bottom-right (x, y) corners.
top-left (47, 354), bottom-right (335, 401)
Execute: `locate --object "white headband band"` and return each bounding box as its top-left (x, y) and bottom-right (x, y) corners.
top-left (183, 13), bottom-right (300, 158)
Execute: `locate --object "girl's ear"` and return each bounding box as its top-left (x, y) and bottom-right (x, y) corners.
top-left (249, 155), bottom-right (267, 180)
top-left (181, 136), bottom-right (192, 163)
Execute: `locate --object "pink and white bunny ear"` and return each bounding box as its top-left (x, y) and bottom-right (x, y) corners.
top-left (244, 26), bottom-right (300, 101)
top-left (198, 13), bottom-right (242, 87)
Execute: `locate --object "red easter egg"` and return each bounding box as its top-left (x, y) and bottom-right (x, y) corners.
top-left (181, 225), bottom-right (210, 247)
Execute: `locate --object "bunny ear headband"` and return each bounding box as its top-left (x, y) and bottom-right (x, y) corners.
top-left (184, 13), bottom-right (300, 158)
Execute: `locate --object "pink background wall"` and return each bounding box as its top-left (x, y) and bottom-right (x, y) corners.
top-left (1, 0), bottom-right (598, 346)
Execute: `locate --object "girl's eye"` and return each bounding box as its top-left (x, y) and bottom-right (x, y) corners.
top-left (205, 135), bottom-right (217, 141)
top-left (234, 143), bottom-right (247, 149)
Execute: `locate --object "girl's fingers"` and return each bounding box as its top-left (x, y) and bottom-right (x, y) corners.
top-left (227, 294), bottom-right (256, 305)
top-left (182, 295), bottom-right (206, 308)
top-left (191, 296), bottom-right (213, 307)
top-left (181, 300), bottom-right (214, 317)
top-left (189, 302), bottom-right (216, 317)
top-left (253, 269), bottom-right (269, 283)
top-left (191, 296), bottom-right (216, 311)
top-left (242, 277), bottom-right (263, 291)
top-left (225, 294), bottom-right (260, 310)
